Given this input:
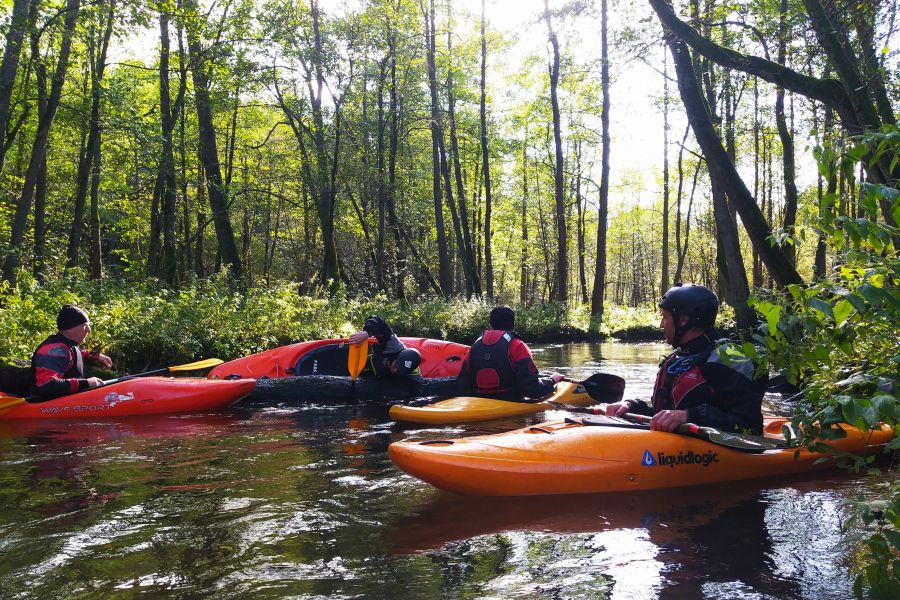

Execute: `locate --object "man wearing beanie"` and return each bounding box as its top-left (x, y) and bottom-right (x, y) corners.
top-left (30, 304), bottom-right (113, 400)
top-left (455, 305), bottom-right (562, 401)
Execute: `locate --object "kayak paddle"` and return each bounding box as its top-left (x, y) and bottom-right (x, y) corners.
top-left (103, 358), bottom-right (225, 384)
top-left (580, 412), bottom-right (784, 453)
top-left (0, 358), bottom-right (225, 411)
top-left (562, 373), bottom-right (626, 403)
top-left (348, 342), bottom-right (367, 382)
top-left (0, 396), bottom-right (25, 411)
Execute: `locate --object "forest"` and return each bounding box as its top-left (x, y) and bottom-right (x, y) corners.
top-left (1, 0), bottom-right (893, 314)
top-left (0, 0), bottom-right (898, 594)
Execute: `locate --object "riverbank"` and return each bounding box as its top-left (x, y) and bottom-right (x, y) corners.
top-left (0, 275), bottom-right (667, 372)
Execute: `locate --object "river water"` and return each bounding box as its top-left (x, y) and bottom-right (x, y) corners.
top-left (0, 342), bottom-right (893, 599)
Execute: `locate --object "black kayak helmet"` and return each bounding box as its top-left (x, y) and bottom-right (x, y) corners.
top-left (659, 283), bottom-right (719, 328)
top-left (391, 348), bottom-right (421, 376)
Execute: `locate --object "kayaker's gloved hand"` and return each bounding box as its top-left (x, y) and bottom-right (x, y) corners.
top-left (650, 409), bottom-right (688, 432)
top-left (348, 331), bottom-right (370, 345)
top-left (604, 400), bottom-right (631, 417)
top-left (85, 377), bottom-right (104, 389)
top-left (90, 352), bottom-right (113, 369)
top-left (550, 373), bottom-right (563, 384)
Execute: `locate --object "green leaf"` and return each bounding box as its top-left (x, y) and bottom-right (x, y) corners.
top-left (858, 284), bottom-right (884, 307)
top-left (807, 297), bottom-right (834, 320)
top-left (872, 394), bottom-right (899, 420)
top-left (833, 299), bottom-right (855, 324)
top-left (845, 292), bottom-right (868, 313)
top-left (755, 301), bottom-right (781, 337)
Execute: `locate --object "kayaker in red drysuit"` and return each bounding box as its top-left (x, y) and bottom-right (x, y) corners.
top-left (455, 305), bottom-right (563, 401)
top-left (31, 304), bottom-right (114, 400)
top-left (606, 284), bottom-right (766, 434)
top-left (348, 315), bottom-right (422, 379)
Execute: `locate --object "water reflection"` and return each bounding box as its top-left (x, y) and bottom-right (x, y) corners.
top-left (0, 341), bottom-right (890, 599)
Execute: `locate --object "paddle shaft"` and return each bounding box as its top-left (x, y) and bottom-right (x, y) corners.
top-left (575, 411), bottom-right (781, 453)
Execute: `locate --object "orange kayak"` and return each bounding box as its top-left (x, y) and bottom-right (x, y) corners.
top-left (0, 377), bottom-right (255, 419)
top-left (208, 337), bottom-right (468, 381)
top-left (388, 381), bottom-right (594, 424)
top-left (389, 417), bottom-right (894, 496)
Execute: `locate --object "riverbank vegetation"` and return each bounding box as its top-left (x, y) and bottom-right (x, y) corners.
top-left (0, 274), bottom-right (664, 370)
top-left (0, 0), bottom-right (898, 595)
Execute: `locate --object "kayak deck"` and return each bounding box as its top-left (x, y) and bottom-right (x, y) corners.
top-left (0, 377), bottom-right (256, 419)
top-left (208, 337), bottom-right (468, 381)
top-left (389, 417), bottom-right (894, 496)
top-left (388, 381), bottom-right (592, 424)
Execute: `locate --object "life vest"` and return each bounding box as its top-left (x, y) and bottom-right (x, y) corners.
top-left (31, 334), bottom-right (84, 385)
top-left (652, 346), bottom-right (715, 411)
top-left (468, 331), bottom-right (517, 396)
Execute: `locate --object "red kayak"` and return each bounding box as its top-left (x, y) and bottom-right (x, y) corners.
top-left (207, 337), bottom-right (469, 380)
top-left (0, 377), bottom-right (256, 420)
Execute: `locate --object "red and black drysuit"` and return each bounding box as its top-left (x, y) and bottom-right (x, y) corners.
top-left (455, 330), bottom-right (556, 401)
top-left (625, 330), bottom-right (766, 434)
top-left (31, 334), bottom-right (95, 400)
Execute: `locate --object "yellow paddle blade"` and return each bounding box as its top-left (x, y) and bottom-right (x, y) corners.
top-left (167, 358), bottom-right (225, 372)
top-left (348, 342), bottom-right (367, 381)
top-left (0, 396), bottom-right (25, 412)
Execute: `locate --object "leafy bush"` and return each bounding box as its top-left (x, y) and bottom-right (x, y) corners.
top-left (749, 128), bottom-right (900, 599)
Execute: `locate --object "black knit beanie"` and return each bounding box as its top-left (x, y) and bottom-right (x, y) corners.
top-left (57, 304), bottom-right (89, 331)
top-left (489, 305), bottom-right (515, 331)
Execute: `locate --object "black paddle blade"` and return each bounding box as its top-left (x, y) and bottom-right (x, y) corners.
top-left (683, 424), bottom-right (785, 453)
top-left (582, 414), bottom-right (650, 430)
top-left (580, 373), bottom-right (626, 403)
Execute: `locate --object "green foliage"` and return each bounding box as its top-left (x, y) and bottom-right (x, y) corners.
top-left (750, 129), bottom-right (900, 598)
top-left (1, 275), bottom-right (660, 372)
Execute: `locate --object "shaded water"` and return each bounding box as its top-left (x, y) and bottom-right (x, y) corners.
top-left (0, 342), bottom-right (891, 599)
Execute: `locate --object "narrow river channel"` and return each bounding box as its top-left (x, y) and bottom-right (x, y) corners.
top-left (0, 342), bottom-right (891, 599)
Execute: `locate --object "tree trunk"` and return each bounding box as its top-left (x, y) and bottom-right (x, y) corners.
top-left (661, 44), bottom-right (670, 294)
top-left (590, 0), bottom-right (611, 322)
top-left (649, 0), bottom-right (898, 225)
top-left (544, 0), bottom-right (568, 304)
top-left (445, 24), bottom-right (481, 296)
top-left (480, 0), bottom-right (494, 299)
top-left (521, 131), bottom-right (529, 306)
top-left (183, 0), bottom-right (243, 280)
top-left (89, 124), bottom-right (102, 279)
top-left (775, 0), bottom-right (798, 266)
top-left (31, 9), bottom-right (47, 283)
top-left (66, 0), bottom-right (115, 272)
top-left (574, 141), bottom-right (588, 303)
top-left (388, 22), bottom-right (404, 299)
top-left (425, 0), bottom-right (451, 296)
top-left (375, 55), bottom-right (387, 292)
top-left (159, 7), bottom-right (188, 285)
top-left (0, 0), bottom-right (31, 174)
top-left (3, 0), bottom-right (80, 285)
top-left (663, 34), bottom-right (802, 288)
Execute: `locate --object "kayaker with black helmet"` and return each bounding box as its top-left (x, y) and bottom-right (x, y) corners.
top-left (605, 283), bottom-right (766, 434)
top-left (348, 316), bottom-right (422, 379)
top-left (31, 304), bottom-right (114, 400)
top-left (455, 305), bottom-right (563, 401)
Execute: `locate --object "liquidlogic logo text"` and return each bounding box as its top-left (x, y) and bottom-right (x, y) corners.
top-left (641, 449), bottom-right (719, 468)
